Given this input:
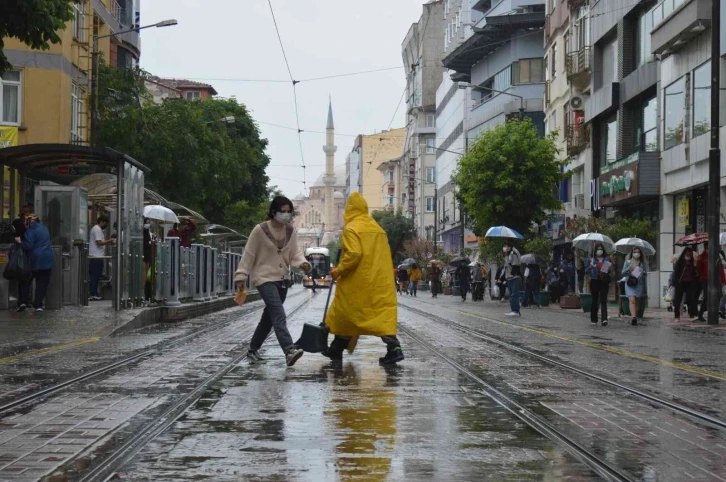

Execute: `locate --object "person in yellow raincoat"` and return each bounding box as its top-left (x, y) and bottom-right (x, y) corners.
top-left (323, 192), bottom-right (404, 365)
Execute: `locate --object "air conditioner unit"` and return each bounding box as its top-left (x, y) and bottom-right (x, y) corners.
top-left (570, 97), bottom-right (584, 109)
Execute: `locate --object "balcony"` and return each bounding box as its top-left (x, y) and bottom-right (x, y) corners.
top-left (110, 0), bottom-right (121, 21)
top-left (651, 0), bottom-right (711, 56)
top-left (568, 0), bottom-right (588, 8)
top-left (565, 47), bottom-right (592, 90)
top-left (565, 122), bottom-right (590, 155)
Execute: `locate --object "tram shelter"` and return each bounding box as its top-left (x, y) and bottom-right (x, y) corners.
top-left (0, 144), bottom-right (149, 311)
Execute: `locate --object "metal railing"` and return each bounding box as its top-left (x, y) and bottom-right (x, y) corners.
top-left (565, 123), bottom-right (591, 154)
top-left (153, 237), bottom-right (245, 305)
top-left (110, 0), bottom-right (122, 21)
top-left (652, 0), bottom-right (687, 27)
top-left (565, 47), bottom-right (592, 80)
top-left (568, 0), bottom-right (588, 9)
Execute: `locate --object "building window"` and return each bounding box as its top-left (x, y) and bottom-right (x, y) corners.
top-left (476, 66), bottom-right (512, 103)
top-left (388, 171), bottom-right (394, 182)
top-left (636, 7), bottom-right (653, 67)
top-left (71, 83), bottom-right (85, 143)
top-left (426, 197), bottom-right (435, 212)
top-left (641, 96), bottom-right (658, 152)
top-left (513, 58), bottom-right (544, 84)
top-left (426, 114), bottom-right (435, 128)
top-left (693, 62), bottom-right (710, 138)
top-left (599, 115), bottom-right (617, 169)
top-left (402, 193), bottom-right (407, 203)
top-left (186, 91), bottom-right (201, 101)
top-left (0, 71), bottom-right (21, 125)
top-left (425, 167), bottom-right (435, 183)
top-left (73, 1), bottom-right (86, 41)
top-left (425, 137), bottom-right (435, 154)
top-left (551, 43), bottom-right (557, 79)
top-left (664, 77), bottom-right (686, 150)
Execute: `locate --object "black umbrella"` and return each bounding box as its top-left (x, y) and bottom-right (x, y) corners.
top-left (449, 257), bottom-right (470, 267)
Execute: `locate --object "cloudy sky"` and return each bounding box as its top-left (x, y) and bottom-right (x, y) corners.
top-left (140, 0), bottom-right (427, 198)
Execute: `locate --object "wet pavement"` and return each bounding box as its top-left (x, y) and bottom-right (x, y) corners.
top-left (3, 286), bottom-right (726, 480)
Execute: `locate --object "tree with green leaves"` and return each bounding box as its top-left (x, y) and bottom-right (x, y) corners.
top-left (371, 210), bottom-right (416, 264)
top-left (0, 0), bottom-right (74, 75)
top-left (96, 62), bottom-right (271, 232)
top-left (455, 118), bottom-right (568, 237)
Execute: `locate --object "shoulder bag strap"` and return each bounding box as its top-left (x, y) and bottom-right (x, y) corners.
top-left (259, 222), bottom-right (284, 252)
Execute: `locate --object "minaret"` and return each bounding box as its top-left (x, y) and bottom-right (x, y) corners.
top-left (322, 97), bottom-right (337, 230)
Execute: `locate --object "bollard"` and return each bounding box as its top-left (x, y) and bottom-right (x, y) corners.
top-left (165, 237), bottom-right (181, 306)
top-left (204, 246), bottom-right (213, 300)
top-left (192, 243), bottom-right (205, 302)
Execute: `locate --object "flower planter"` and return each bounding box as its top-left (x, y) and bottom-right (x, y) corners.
top-left (444, 288), bottom-right (452, 295)
top-left (537, 292), bottom-right (550, 307)
top-left (580, 293), bottom-right (592, 313)
top-left (559, 294), bottom-right (581, 309)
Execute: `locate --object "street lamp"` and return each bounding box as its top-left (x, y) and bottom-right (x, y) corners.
top-left (90, 19), bottom-right (179, 146)
top-left (457, 82), bottom-right (525, 119)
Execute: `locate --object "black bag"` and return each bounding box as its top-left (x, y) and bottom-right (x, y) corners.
top-left (3, 245), bottom-right (32, 281)
top-left (626, 275), bottom-right (639, 287)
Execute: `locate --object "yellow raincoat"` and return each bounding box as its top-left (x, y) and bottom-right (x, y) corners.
top-left (325, 193), bottom-right (397, 337)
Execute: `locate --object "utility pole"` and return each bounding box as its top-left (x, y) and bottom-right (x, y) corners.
top-left (707, 0), bottom-right (721, 325)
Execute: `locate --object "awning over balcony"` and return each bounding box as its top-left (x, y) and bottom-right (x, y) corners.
top-left (442, 13), bottom-right (545, 76)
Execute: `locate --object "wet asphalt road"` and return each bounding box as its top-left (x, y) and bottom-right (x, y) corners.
top-left (2, 286), bottom-right (726, 480)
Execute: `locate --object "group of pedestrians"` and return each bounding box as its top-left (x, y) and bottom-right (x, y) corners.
top-left (233, 193), bottom-right (404, 368)
top-left (669, 242), bottom-right (726, 322)
top-left (11, 206), bottom-right (54, 312)
top-left (395, 264), bottom-right (421, 296)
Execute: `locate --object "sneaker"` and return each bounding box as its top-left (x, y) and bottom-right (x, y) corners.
top-left (379, 346), bottom-right (405, 365)
top-left (590, 319), bottom-right (598, 325)
top-left (505, 312), bottom-right (520, 317)
top-left (16, 304), bottom-right (27, 312)
top-left (285, 348), bottom-right (304, 367)
top-left (35, 307), bottom-right (43, 313)
top-left (246, 349), bottom-right (262, 363)
top-left (601, 319), bottom-right (608, 326)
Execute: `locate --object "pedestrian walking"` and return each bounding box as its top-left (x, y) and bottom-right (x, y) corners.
top-left (502, 241), bottom-right (522, 316)
top-left (455, 262), bottom-right (470, 301)
top-left (89, 215), bottom-right (115, 301)
top-left (546, 266), bottom-right (561, 303)
top-left (408, 264), bottom-right (421, 297)
top-left (494, 266), bottom-right (507, 301)
top-left (693, 243), bottom-right (726, 321)
top-left (622, 247), bottom-right (647, 325)
top-left (311, 265), bottom-right (319, 293)
top-left (429, 264), bottom-right (442, 298)
top-left (397, 267), bottom-right (409, 295)
top-left (522, 262), bottom-right (541, 308)
top-left (561, 252), bottom-right (576, 294)
top-left (234, 196), bottom-right (312, 367)
top-left (472, 262), bottom-right (483, 301)
top-left (16, 214), bottom-right (54, 312)
top-left (586, 242), bottom-right (611, 326)
top-left (672, 247), bottom-right (699, 322)
top-left (322, 192), bottom-right (405, 365)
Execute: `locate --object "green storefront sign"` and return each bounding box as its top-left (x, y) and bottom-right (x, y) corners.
top-left (600, 170), bottom-right (635, 198)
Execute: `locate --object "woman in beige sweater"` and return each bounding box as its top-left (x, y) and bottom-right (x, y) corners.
top-left (234, 196), bottom-right (311, 367)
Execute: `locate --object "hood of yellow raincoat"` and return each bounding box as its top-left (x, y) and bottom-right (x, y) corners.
top-left (344, 192), bottom-right (368, 224)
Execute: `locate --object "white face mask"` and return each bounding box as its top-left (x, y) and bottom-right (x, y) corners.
top-left (633, 253), bottom-right (641, 260)
top-left (143, 224), bottom-right (150, 229)
top-left (596, 250), bottom-right (603, 256)
top-left (275, 212), bottom-right (292, 223)
top-left (503, 246), bottom-right (510, 253)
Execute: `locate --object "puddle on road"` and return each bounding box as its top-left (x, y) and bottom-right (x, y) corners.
top-left (118, 338), bottom-right (600, 481)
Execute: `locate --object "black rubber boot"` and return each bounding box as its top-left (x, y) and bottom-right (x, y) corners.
top-left (379, 346), bottom-right (405, 365)
top-left (322, 337), bottom-right (349, 361)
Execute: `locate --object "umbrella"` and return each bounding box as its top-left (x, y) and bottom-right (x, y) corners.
top-left (449, 256), bottom-right (470, 267)
top-left (430, 259), bottom-right (445, 267)
top-left (572, 233), bottom-right (615, 253)
top-left (485, 226), bottom-right (525, 239)
top-left (401, 258), bottom-right (417, 267)
top-left (521, 253), bottom-right (545, 265)
top-left (614, 238), bottom-right (656, 256)
top-left (675, 232), bottom-right (709, 246)
top-left (143, 205), bottom-right (179, 224)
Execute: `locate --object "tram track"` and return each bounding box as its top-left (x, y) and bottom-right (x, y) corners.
top-left (400, 303), bottom-right (726, 431)
top-left (0, 290), bottom-right (313, 418)
top-left (75, 292), bottom-right (316, 482)
top-left (398, 323), bottom-right (634, 482)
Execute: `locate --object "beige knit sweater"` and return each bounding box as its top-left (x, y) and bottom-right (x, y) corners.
top-left (234, 221), bottom-right (308, 288)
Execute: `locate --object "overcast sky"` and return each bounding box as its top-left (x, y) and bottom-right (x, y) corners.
top-left (140, 0), bottom-right (426, 198)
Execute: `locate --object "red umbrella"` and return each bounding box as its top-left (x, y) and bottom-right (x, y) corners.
top-left (675, 232), bottom-right (709, 246)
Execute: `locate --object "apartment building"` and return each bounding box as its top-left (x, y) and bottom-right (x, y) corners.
top-left (434, 0), bottom-right (482, 254)
top-left (377, 156), bottom-right (407, 213)
top-left (0, 0), bottom-right (142, 218)
top-left (402, 1), bottom-right (445, 241)
top-left (150, 77), bottom-right (218, 101)
top-left (438, 0), bottom-right (546, 252)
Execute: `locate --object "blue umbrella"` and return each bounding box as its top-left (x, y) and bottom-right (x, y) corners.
top-left (485, 226), bottom-right (525, 239)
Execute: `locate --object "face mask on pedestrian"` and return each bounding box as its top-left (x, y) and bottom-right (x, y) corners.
top-left (275, 212), bottom-right (293, 223)
top-left (503, 246), bottom-right (510, 253)
top-left (685, 254), bottom-right (692, 261)
top-left (633, 252), bottom-right (641, 260)
top-left (596, 249), bottom-right (603, 256)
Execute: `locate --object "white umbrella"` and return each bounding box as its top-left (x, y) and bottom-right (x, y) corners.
top-left (143, 205), bottom-right (180, 224)
top-left (614, 238), bottom-right (656, 256)
top-left (572, 233), bottom-right (615, 253)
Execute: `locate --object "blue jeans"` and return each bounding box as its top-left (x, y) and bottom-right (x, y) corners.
top-left (509, 277), bottom-right (521, 313)
top-left (250, 281), bottom-right (294, 353)
top-left (89, 259), bottom-right (104, 297)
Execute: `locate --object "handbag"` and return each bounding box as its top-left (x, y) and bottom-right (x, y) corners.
top-left (626, 275), bottom-right (639, 287)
